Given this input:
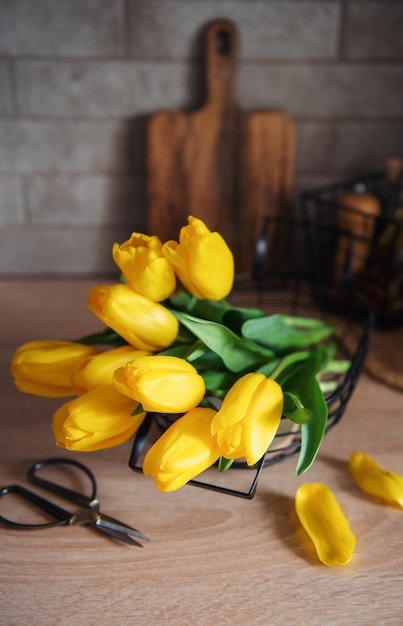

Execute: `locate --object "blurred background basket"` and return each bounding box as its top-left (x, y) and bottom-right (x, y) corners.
top-left (300, 164), bottom-right (403, 327)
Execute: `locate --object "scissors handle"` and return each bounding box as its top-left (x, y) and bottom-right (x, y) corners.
top-left (0, 484), bottom-right (72, 529)
top-left (27, 457), bottom-right (97, 508)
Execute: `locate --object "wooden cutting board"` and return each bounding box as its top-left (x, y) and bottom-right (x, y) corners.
top-left (147, 19), bottom-right (295, 272)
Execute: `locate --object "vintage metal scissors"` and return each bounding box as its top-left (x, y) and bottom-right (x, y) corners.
top-left (0, 457), bottom-right (148, 547)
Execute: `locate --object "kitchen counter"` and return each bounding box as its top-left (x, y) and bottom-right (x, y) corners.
top-left (1, 280), bottom-right (402, 626)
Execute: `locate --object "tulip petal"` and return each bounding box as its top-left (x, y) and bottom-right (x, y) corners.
top-left (143, 408), bottom-right (220, 491)
top-left (52, 385), bottom-right (145, 451)
top-left (162, 216), bottom-right (234, 301)
top-left (295, 483), bottom-right (356, 566)
top-left (211, 373), bottom-right (265, 432)
top-left (187, 231), bottom-right (234, 301)
top-left (87, 284), bottom-right (178, 350)
top-left (71, 345), bottom-right (151, 394)
top-left (242, 388), bottom-right (282, 465)
top-left (112, 233), bottom-right (176, 301)
top-left (211, 373), bottom-right (283, 466)
top-left (11, 340), bottom-right (98, 397)
top-left (349, 452), bottom-right (403, 508)
top-left (113, 355), bottom-right (206, 413)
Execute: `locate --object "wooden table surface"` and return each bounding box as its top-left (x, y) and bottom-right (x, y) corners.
top-left (1, 280), bottom-right (402, 626)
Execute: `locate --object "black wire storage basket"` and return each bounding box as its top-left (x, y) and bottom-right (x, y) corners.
top-left (129, 218), bottom-right (373, 499)
top-left (300, 171), bottom-right (403, 327)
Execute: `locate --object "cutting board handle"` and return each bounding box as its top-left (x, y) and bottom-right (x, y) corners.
top-left (205, 19), bottom-right (238, 110)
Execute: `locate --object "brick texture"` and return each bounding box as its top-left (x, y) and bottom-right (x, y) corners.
top-left (0, 0), bottom-right (124, 57)
top-left (26, 175), bottom-right (146, 227)
top-left (238, 63), bottom-right (403, 117)
top-left (129, 1), bottom-right (340, 60)
top-left (0, 0), bottom-right (402, 275)
top-left (0, 120), bottom-right (134, 173)
top-left (0, 62), bottom-right (14, 115)
top-left (0, 176), bottom-right (25, 225)
top-left (0, 226), bottom-right (128, 274)
top-left (15, 61), bottom-right (191, 117)
top-left (343, 2), bottom-right (403, 59)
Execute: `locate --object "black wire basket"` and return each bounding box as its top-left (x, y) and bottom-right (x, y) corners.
top-left (301, 171), bottom-right (403, 327)
top-left (129, 218), bottom-right (373, 499)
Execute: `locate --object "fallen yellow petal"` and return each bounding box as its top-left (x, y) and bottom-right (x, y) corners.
top-left (295, 483), bottom-right (356, 567)
top-left (349, 452), bottom-right (403, 508)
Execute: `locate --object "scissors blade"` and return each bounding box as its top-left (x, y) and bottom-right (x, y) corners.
top-left (94, 524), bottom-right (145, 547)
top-left (95, 512), bottom-right (149, 541)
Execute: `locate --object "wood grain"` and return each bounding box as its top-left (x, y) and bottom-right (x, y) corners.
top-left (1, 280), bottom-right (402, 625)
top-left (147, 19), bottom-right (295, 272)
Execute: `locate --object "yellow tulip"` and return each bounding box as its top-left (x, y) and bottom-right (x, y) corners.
top-left (211, 373), bottom-right (283, 466)
top-left (295, 483), bottom-right (356, 567)
top-left (349, 452), bottom-right (403, 508)
top-left (112, 233), bottom-right (176, 302)
top-left (10, 340), bottom-right (99, 397)
top-left (87, 284), bottom-right (178, 351)
top-left (71, 345), bottom-right (152, 394)
top-left (162, 215), bottom-right (234, 301)
top-left (52, 384), bottom-right (145, 451)
top-left (113, 355), bottom-right (206, 413)
top-left (143, 407), bottom-right (220, 491)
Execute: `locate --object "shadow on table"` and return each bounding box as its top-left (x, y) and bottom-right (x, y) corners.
top-left (258, 489), bottom-right (321, 566)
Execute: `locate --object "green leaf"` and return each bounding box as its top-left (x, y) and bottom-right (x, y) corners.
top-left (168, 291), bottom-right (266, 331)
top-left (199, 369), bottom-right (237, 396)
top-left (168, 291), bottom-right (232, 323)
top-left (283, 391), bottom-right (312, 424)
top-left (319, 380), bottom-right (338, 393)
top-left (242, 313), bottom-right (335, 352)
top-left (222, 306), bottom-right (266, 334)
top-left (157, 344), bottom-right (193, 358)
top-left (278, 347), bottom-right (328, 475)
top-left (171, 311), bottom-right (274, 373)
top-left (74, 328), bottom-right (127, 346)
top-left (191, 350), bottom-right (225, 371)
top-left (321, 358), bottom-right (351, 375)
top-left (175, 324), bottom-right (197, 344)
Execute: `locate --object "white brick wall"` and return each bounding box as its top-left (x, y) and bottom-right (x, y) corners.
top-left (0, 0), bottom-right (402, 275)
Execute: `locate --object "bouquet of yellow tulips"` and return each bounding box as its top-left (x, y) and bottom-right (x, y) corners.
top-left (11, 216), bottom-right (349, 493)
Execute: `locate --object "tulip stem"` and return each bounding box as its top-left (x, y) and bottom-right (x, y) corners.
top-left (218, 456), bottom-right (234, 472)
top-left (264, 350), bottom-right (310, 381)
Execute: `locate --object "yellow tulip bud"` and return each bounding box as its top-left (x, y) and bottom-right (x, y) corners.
top-left (349, 452), bottom-right (403, 508)
top-left (211, 373), bottom-right (283, 466)
top-left (113, 355), bottom-right (206, 413)
top-left (295, 483), bottom-right (356, 566)
top-left (71, 345), bottom-right (152, 394)
top-left (52, 384), bottom-right (145, 451)
top-left (112, 233), bottom-right (176, 302)
top-left (87, 284), bottom-right (178, 351)
top-left (162, 216), bottom-right (234, 301)
top-left (10, 340), bottom-right (99, 397)
top-left (143, 407), bottom-right (220, 491)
